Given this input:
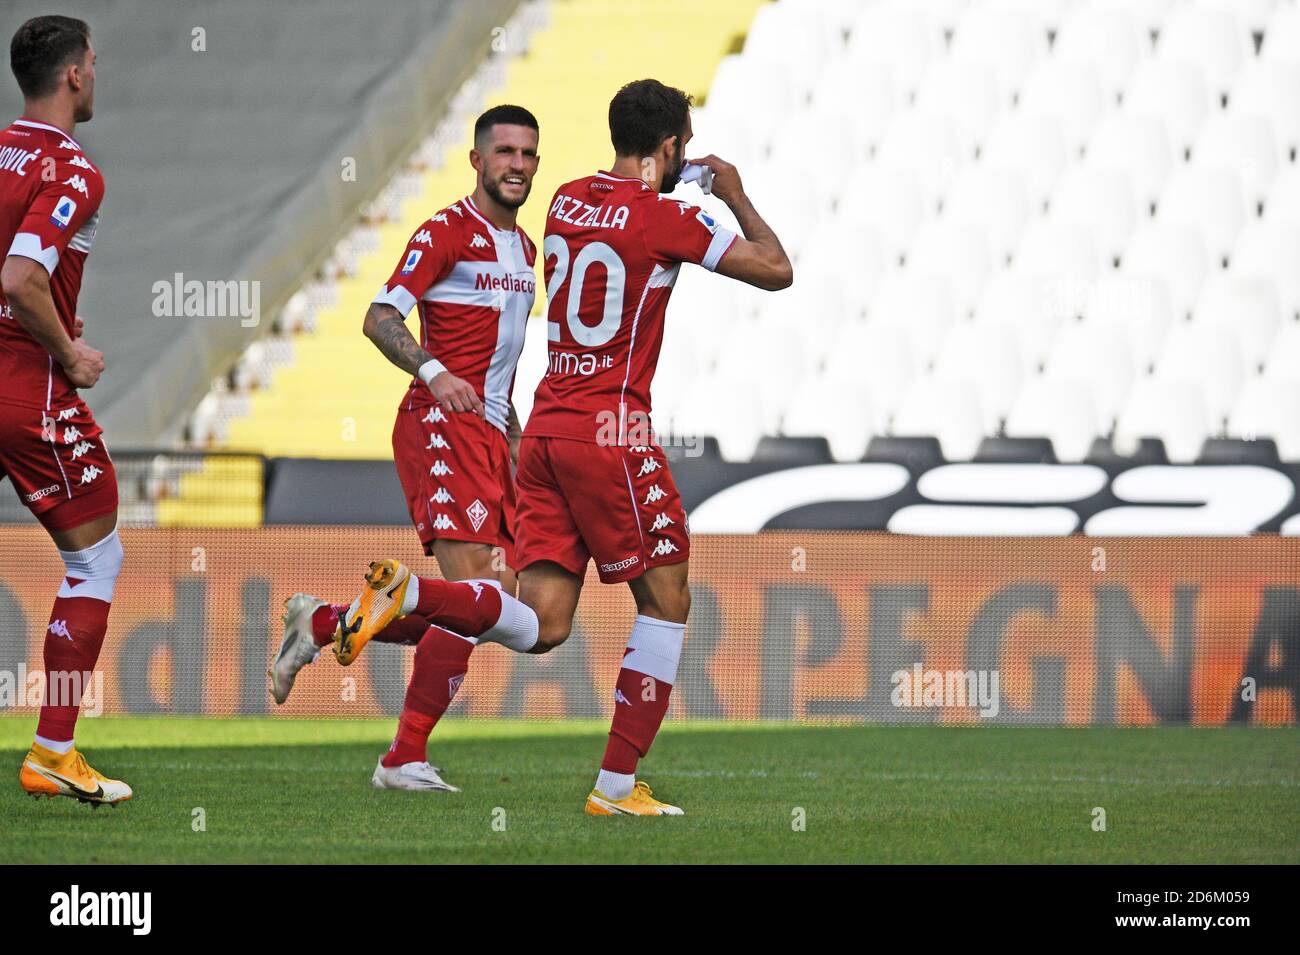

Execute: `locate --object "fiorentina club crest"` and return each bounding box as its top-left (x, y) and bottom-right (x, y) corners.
top-left (448, 674), bottom-right (465, 698)
top-left (466, 498), bottom-right (488, 533)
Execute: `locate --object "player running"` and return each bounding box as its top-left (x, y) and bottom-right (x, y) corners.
top-left (344, 79), bottom-right (792, 814)
top-left (2, 17), bottom-right (131, 806)
top-left (269, 105), bottom-right (541, 792)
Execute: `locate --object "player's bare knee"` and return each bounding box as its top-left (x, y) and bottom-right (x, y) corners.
top-left (530, 617), bottom-right (572, 653)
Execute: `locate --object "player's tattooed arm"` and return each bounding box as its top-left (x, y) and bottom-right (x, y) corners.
top-left (363, 302), bottom-right (485, 415)
top-left (362, 302), bottom-right (432, 376)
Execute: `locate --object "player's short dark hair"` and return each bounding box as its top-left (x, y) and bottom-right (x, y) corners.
top-left (474, 104), bottom-right (539, 145)
top-left (10, 15), bottom-right (90, 99)
top-left (608, 79), bottom-right (693, 158)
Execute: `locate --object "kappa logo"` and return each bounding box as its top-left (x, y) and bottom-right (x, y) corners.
top-left (629, 446), bottom-right (652, 453)
top-left (413, 229), bottom-right (434, 246)
top-left (432, 212), bottom-right (449, 225)
top-left (429, 460), bottom-right (454, 477)
top-left (674, 200), bottom-right (691, 215)
top-left (650, 539), bottom-right (679, 558)
top-left (50, 195), bottom-right (76, 230)
top-left (643, 484), bottom-right (666, 505)
top-left (70, 440), bottom-right (96, 461)
top-left (470, 233), bottom-right (489, 249)
top-left (637, 457), bottom-right (661, 477)
top-left (63, 174), bottom-right (89, 196)
top-left (422, 406), bottom-right (447, 424)
top-left (24, 484), bottom-right (60, 503)
top-left (614, 688), bottom-right (631, 705)
top-left (466, 580), bottom-right (484, 600)
top-left (68, 154), bottom-right (94, 171)
top-left (47, 619), bottom-right (72, 640)
top-left (448, 673), bottom-right (465, 698)
top-left (401, 249), bottom-right (422, 275)
top-left (649, 511), bottom-right (675, 533)
top-left (56, 407), bottom-right (78, 421)
top-left (426, 433), bottom-right (450, 450)
top-left (431, 487), bottom-right (455, 504)
top-left (466, 498), bottom-right (489, 533)
top-left (58, 139), bottom-right (78, 150)
top-left (79, 465), bottom-right (103, 486)
top-left (431, 513), bottom-right (458, 531)
top-left (449, 203), bottom-right (464, 217)
top-left (62, 426), bottom-right (82, 444)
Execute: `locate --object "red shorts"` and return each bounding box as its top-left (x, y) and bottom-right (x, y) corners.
top-left (392, 401), bottom-right (515, 564)
top-left (0, 397), bottom-right (118, 532)
top-left (514, 435), bottom-right (690, 584)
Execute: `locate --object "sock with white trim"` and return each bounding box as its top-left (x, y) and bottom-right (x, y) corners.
top-left (598, 614), bottom-right (684, 787)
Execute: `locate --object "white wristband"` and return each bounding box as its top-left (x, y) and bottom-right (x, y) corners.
top-left (417, 358), bottom-right (447, 385)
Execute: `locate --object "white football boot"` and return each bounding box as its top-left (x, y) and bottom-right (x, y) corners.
top-left (371, 757), bottom-right (460, 792)
top-left (269, 593), bottom-right (327, 704)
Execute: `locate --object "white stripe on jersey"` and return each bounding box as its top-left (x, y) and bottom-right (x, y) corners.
top-left (702, 228), bottom-right (737, 272)
top-left (8, 232), bottom-right (60, 274)
top-left (482, 232), bottom-right (531, 432)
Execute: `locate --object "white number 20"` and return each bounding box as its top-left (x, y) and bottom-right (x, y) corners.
top-left (544, 235), bottom-right (626, 347)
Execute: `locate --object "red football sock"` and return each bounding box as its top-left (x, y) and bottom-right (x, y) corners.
top-left (413, 576), bottom-right (502, 638)
top-left (310, 604), bottom-right (346, 646)
top-left (382, 625), bottom-right (474, 767)
top-left (36, 595), bottom-right (110, 742)
top-left (601, 656), bottom-right (673, 775)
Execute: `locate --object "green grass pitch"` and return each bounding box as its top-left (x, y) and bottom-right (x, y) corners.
top-left (1, 717), bottom-right (1295, 864)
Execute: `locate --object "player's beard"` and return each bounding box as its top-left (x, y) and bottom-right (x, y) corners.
top-left (483, 172), bottom-right (530, 209)
top-left (657, 140), bottom-right (685, 194)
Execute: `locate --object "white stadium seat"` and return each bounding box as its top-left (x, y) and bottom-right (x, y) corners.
top-left (948, 4), bottom-right (1047, 104)
top-left (876, 112), bottom-right (965, 210)
top-left (1232, 61), bottom-right (1300, 156)
top-left (846, 3), bottom-right (946, 99)
top-left (1262, 322), bottom-right (1300, 386)
top-left (905, 220), bottom-right (993, 318)
top-left (1156, 4), bottom-right (1251, 96)
top-left (1014, 220), bottom-right (1103, 292)
top-left (1153, 322), bottom-right (1247, 423)
top-left (838, 165), bottom-right (925, 264)
top-left (1084, 113), bottom-right (1174, 211)
top-left (981, 113), bottom-right (1068, 209)
top-left (1264, 164), bottom-right (1300, 228)
top-left (781, 374), bottom-right (874, 462)
top-left (867, 273), bottom-right (957, 367)
top-left (1043, 320), bottom-right (1138, 422)
top-left (1228, 379), bottom-right (1300, 460)
top-left (1018, 59), bottom-right (1107, 156)
top-left (1123, 59), bottom-right (1212, 153)
top-left (824, 321), bottom-right (916, 430)
top-left (1080, 274), bottom-right (1174, 368)
top-left (1049, 166), bottom-right (1138, 264)
top-left (1231, 220), bottom-right (1300, 319)
top-left (914, 60), bottom-right (1002, 156)
top-left (796, 224), bottom-right (888, 317)
top-left (933, 321), bottom-right (1024, 429)
top-left (1054, 4), bottom-right (1144, 103)
top-left (1123, 222), bottom-right (1210, 320)
top-left (1192, 275), bottom-right (1282, 370)
top-left (1261, 3), bottom-right (1300, 64)
top-left (892, 375), bottom-right (987, 461)
top-left (1004, 375), bottom-right (1104, 462)
top-left (810, 61), bottom-right (899, 156)
top-left (1114, 378), bottom-right (1213, 463)
top-left (1193, 112), bottom-right (1281, 209)
top-left (942, 165), bottom-right (1031, 263)
top-left (1156, 164), bottom-right (1247, 265)
top-left (973, 271), bottom-right (1068, 372)
top-left (673, 379), bottom-right (765, 461)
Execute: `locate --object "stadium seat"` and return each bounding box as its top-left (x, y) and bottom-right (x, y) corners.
top-left (1114, 378), bottom-right (1213, 462)
top-left (1085, 435), bottom-right (1170, 465)
top-left (904, 220), bottom-right (993, 318)
top-left (867, 273), bottom-right (957, 367)
top-left (1265, 164), bottom-right (1300, 227)
top-left (1043, 320), bottom-right (1137, 422)
top-left (1049, 166), bottom-right (1138, 264)
top-left (824, 321), bottom-right (915, 431)
top-left (1156, 4), bottom-right (1250, 97)
top-left (1231, 220), bottom-right (1300, 319)
top-left (809, 61), bottom-right (899, 157)
top-left (1261, 322), bottom-right (1300, 385)
top-left (838, 166), bottom-right (925, 264)
top-left (1156, 165), bottom-right (1247, 265)
top-left (891, 375), bottom-right (986, 461)
top-left (863, 435), bottom-right (945, 469)
top-left (1228, 378), bottom-right (1300, 460)
top-left (1153, 322), bottom-right (1247, 423)
top-left (981, 113), bottom-right (1068, 210)
top-left (780, 374), bottom-right (874, 462)
top-left (1018, 60), bottom-right (1106, 156)
top-left (1231, 61), bottom-right (1300, 156)
top-left (973, 271), bottom-right (1068, 372)
top-left (1085, 113), bottom-right (1174, 211)
top-left (1123, 222), bottom-right (1210, 320)
top-left (1079, 274), bottom-right (1173, 368)
top-left (876, 112), bottom-right (964, 210)
top-left (796, 224), bottom-right (887, 316)
top-left (948, 4), bottom-right (1047, 104)
top-left (1013, 221), bottom-right (1103, 292)
top-left (1004, 374), bottom-right (1104, 462)
top-left (1054, 4), bottom-right (1144, 103)
top-left (1260, 2), bottom-right (1300, 63)
top-left (1192, 275), bottom-right (1282, 370)
top-left (751, 435), bottom-right (835, 465)
top-left (1193, 113), bottom-right (1281, 209)
top-left (672, 379), bottom-right (765, 462)
top-left (1197, 436), bottom-right (1283, 466)
top-left (846, 3), bottom-right (945, 99)
top-left (932, 321), bottom-right (1023, 430)
top-left (1123, 59), bottom-right (1212, 154)
top-left (915, 60), bottom-right (1002, 156)
top-left (942, 165), bottom-right (1031, 263)
top-left (974, 435), bottom-right (1058, 463)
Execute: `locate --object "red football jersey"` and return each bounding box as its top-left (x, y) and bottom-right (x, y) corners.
top-left (373, 194), bottom-right (536, 434)
top-left (0, 118), bottom-right (104, 409)
top-left (528, 171), bottom-right (736, 444)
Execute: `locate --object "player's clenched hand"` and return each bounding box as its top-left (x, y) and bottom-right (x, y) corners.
top-left (428, 370), bottom-right (484, 416)
top-left (688, 155), bottom-right (743, 205)
top-left (63, 338), bottom-right (104, 389)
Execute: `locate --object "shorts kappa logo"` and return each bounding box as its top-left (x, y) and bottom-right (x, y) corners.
top-left (448, 674), bottom-right (465, 698)
top-left (637, 457), bottom-right (661, 477)
top-left (643, 484), bottom-right (666, 505)
top-left (614, 688), bottom-right (631, 705)
top-left (47, 620), bottom-right (72, 640)
top-left (649, 512), bottom-right (675, 533)
top-left (466, 498), bottom-right (489, 533)
top-left (651, 539), bottom-right (679, 558)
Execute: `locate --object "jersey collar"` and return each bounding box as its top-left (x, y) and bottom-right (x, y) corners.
top-left (596, 170), bottom-right (650, 190)
top-left (14, 118), bottom-right (80, 150)
top-left (463, 194), bottom-right (518, 238)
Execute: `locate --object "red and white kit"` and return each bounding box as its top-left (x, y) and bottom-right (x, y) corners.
top-left (374, 195), bottom-right (536, 561)
top-left (0, 118), bottom-right (116, 531)
top-left (518, 171), bottom-right (736, 582)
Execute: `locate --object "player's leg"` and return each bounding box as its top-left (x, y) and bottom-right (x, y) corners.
top-left (375, 539), bottom-right (510, 788)
top-left (519, 559), bottom-right (584, 653)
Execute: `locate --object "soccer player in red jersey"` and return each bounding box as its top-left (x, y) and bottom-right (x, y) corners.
top-left (270, 106), bottom-right (541, 791)
top-left (353, 79), bottom-right (792, 814)
top-left (1, 17), bottom-right (131, 806)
